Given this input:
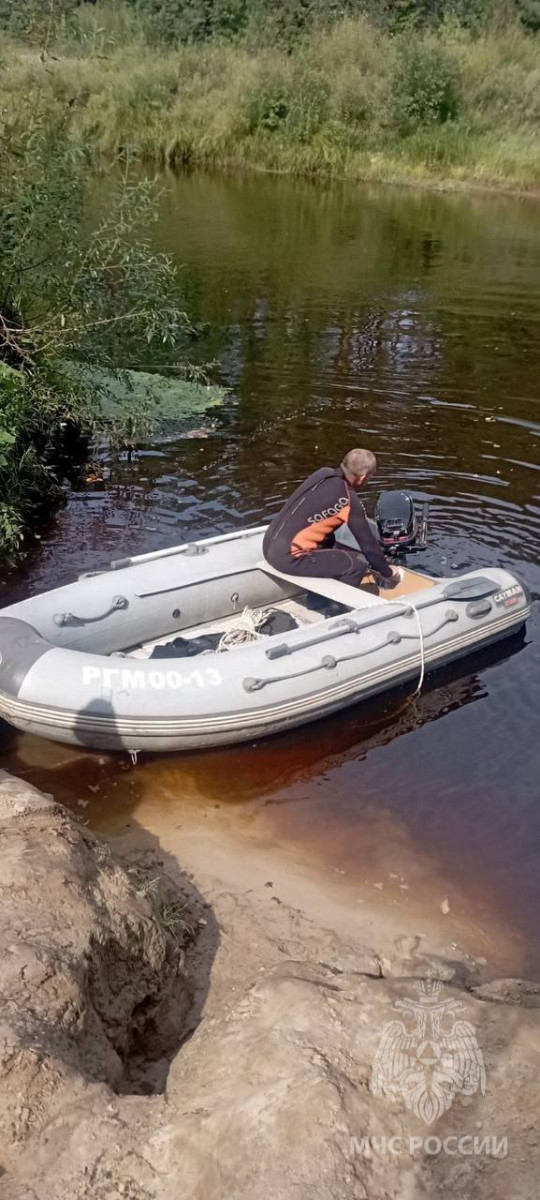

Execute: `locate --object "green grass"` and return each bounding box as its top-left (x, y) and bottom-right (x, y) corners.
top-left (2, 7), bottom-right (540, 191)
top-left (159, 900), bottom-right (196, 942)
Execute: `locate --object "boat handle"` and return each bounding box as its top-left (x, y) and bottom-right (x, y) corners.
top-left (53, 595), bottom-right (129, 627)
top-left (265, 609), bottom-right (416, 660)
top-left (109, 525), bottom-right (268, 570)
top-left (266, 617), bottom-right (360, 660)
top-left (246, 635), bottom-right (398, 691)
top-left (245, 611), bottom-right (459, 691)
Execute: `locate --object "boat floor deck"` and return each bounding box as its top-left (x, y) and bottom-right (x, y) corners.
top-left (123, 568), bottom-right (435, 661)
top-left (126, 594), bottom-right (330, 660)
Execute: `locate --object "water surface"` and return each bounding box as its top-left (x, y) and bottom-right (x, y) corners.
top-left (2, 175), bottom-right (540, 972)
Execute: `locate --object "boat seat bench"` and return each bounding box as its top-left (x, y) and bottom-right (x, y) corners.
top-left (257, 560), bottom-right (434, 609)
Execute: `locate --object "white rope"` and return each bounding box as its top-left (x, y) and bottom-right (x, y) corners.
top-left (379, 570), bottom-right (425, 696)
top-left (408, 599), bottom-right (426, 695)
top-left (217, 606), bottom-right (271, 652)
top-left (381, 597), bottom-right (426, 695)
top-left (217, 585), bottom-right (426, 694)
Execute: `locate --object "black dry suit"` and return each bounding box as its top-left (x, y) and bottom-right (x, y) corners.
top-left (263, 467), bottom-right (393, 587)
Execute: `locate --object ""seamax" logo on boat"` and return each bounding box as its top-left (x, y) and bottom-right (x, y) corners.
top-left (82, 665), bottom-right (223, 690)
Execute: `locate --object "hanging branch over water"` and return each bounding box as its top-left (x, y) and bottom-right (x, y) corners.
top-left (0, 100), bottom-right (197, 557)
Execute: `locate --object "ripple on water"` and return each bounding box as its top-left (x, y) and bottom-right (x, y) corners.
top-left (2, 174), bottom-right (540, 975)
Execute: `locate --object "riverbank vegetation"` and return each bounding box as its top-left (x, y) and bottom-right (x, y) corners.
top-left (0, 80), bottom-right (203, 557)
top-left (2, 1), bottom-right (540, 191)
top-left (2, 1), bottom-right (540, 556)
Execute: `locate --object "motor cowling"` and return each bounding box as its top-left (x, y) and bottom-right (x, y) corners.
top-left (375, 490), bottom-right (418, 553)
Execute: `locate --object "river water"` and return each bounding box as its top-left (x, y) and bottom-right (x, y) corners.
top-left (2, 174), bottom-right (540, 972)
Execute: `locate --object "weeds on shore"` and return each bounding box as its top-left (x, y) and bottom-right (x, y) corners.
top-left (2, 2), bottom-right (540, 553)
top-left (1, 5), bottom-right (540, 190)
top-left (159, 901), bottom-right (196, 943)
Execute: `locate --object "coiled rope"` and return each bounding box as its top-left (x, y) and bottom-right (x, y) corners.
top-left (218, 606), bottom-right (272, 652)
top-left (218, 586), bottom-right (426, 695)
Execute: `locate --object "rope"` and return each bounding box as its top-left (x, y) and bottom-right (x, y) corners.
top-left (383, 597), bottom-right (425, 695)
top-left (218, 583), bottom-right (426, 694)
top-left (408, 600), bottom-right (426, 695)
top-left (378, 568), bottom-right (425, 695)
top-left (217, 606), bottom-right (272, 652)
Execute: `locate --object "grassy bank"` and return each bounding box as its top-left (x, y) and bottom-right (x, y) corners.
top-left (2, 4), bottom-right (540, 191)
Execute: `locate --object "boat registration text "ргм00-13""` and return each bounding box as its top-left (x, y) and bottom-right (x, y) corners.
top-left (82, 665), bottom-right (223, 690)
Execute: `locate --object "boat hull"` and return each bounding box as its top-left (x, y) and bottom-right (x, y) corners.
top-left (0, 528), bottom-right (530, 753)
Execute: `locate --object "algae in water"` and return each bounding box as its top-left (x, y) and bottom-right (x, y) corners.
top-left (66, 362), bottom-right (225, 440)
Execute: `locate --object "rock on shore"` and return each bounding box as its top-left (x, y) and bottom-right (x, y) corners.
top-left (1, 770), bottom-right (539, 1200)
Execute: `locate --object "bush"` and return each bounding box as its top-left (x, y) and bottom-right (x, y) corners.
top-left (0, 0), bottom-right (78, 40)
top-left (130, 0), bottom-right (250, 44)
top-left (391, 38), bottom-right (460, 133)
top-left (0, 363), bottom-right (76, 556)
top-left (0, 97), bottom-right (192, 557)
top-left (515, 0), bottom-right (540, 30)
top-left (245, 65), bottom-right (329, 141)
top-left (457, 26), bottom-right (540, 127)
top-left (287, 68), bottom-right (330, 142)
top-left (245, 67), bottom-right (292, 134)
top-left (337, 73), bottom-right (374, 126)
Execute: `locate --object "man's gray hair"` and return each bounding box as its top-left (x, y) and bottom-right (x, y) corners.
top-left (341, 448), bottom-right (377, 480)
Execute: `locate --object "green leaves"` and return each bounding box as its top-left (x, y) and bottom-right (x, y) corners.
top-left (391, 38), bottom-right (460, 134)
top-left (0, 363), bottom-right (24, 465)
top-left (0, 436), bottom-right (15, 469)
top-left (0, 362), bottom-right (25, 388)
top-left (0, 0), bottom-right (78, 41)
top-left (0, 78), bottom-right (200, 558)
top-left (245, 65), bottom-right (330, 143)
top-left (0, 425), bottom-right (16, 470)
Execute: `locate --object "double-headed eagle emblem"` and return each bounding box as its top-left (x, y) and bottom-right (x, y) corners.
top-left (371, 979), bottom-right (486, 1126)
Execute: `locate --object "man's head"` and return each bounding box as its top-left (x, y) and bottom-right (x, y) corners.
top-left (341, 448), bottom-right (377, 488)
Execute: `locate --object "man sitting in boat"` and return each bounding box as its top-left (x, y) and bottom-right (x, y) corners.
top-left (263, 448), bottom-right (401, 590)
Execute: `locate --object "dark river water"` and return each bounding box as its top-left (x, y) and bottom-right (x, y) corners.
top-left (2, 174), bottom-right (540, 972)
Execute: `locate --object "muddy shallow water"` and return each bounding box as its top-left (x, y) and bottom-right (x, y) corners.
top-left (1, 174), bottom-right (540, 974)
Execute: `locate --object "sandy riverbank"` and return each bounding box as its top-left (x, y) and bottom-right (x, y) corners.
top-left (2, 768), bottom-right (540, 1199)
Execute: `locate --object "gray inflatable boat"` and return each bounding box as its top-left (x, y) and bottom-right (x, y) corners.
top-left (0, 526), bottom-right (530, 753)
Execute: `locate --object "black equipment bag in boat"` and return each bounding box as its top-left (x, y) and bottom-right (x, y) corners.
top-left (150, 609), bottom-right (298, 659)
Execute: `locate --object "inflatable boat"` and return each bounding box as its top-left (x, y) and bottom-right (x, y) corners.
top-left (0, 526), bottom-right (530, 753)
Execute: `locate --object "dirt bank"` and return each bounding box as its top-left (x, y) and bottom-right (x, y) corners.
top-left (1, 769), bottom-right (539, 1200)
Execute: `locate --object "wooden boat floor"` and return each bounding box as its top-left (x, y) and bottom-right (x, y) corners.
top-left (364, 568), bottom-right (435, 599)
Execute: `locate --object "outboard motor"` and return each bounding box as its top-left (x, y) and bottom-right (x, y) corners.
top-left (375, 490), bottom-right (429, 556)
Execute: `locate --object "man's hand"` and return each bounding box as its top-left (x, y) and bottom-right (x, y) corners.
top-left (379, 566), bottom-right (403, 590)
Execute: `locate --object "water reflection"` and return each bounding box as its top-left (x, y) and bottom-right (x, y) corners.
top-left (1, 172), bottom-right (540, 971)
top-left (1, 627), bottom-right (535, 967)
